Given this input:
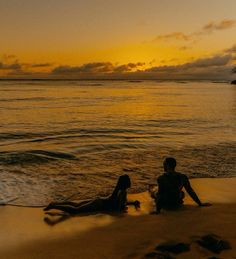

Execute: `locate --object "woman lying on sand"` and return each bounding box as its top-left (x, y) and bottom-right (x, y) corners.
top-left (44, 174), bottom-right (140, 214)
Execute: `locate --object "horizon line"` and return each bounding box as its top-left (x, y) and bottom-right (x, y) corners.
top-left (0, 78), bottom-right (232, 82)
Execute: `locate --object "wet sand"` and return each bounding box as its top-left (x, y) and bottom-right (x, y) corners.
top-left (0, 178), bottom-right (236, 259)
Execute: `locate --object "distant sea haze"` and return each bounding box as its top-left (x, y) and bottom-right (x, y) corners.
top-left (0, 80), bottom-right (235, 206)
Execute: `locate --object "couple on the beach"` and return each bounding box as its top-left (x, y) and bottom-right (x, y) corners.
top-left (44, 157), bottom-right (211, 215)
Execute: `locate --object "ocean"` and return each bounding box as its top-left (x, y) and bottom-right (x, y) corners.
top-left (0, 80), bottom-right (235, 206)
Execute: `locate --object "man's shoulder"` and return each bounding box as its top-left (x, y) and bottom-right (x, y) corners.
top-left (175, 172), bottom-right (187, 177)
top-left (157, 172), bottom-right (188, 182)
top-left (157, 174), bottom-right (166, 180)
top-left (175, 172), bottom-right (189, 183)
top-left (158, 172), bottom-right (187, 177)
top-left (157, 172), bottom-right (188, 181)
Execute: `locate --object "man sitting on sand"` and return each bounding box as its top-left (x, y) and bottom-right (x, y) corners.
top-left (149, 157), bottom-right (211, 214)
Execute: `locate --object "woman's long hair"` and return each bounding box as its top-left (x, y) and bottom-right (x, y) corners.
top-left (111, 174), bottom-right (131, 199)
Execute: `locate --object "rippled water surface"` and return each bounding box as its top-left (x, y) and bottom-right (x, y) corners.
top-left (0, 80), bottom-right (235, 205)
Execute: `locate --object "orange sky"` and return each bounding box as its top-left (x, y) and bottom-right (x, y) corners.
top-left (0, 0), bottom-right (235, 79)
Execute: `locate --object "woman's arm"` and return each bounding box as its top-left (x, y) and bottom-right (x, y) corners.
top-left (116, 190), bottom-right (128, 212)
top-left (126, 200), bottom-right (140, 209)
top-left (115, 191), bottom-right (140, 212)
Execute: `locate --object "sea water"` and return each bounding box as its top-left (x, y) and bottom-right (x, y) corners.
top-left (0, 80), bottom-right (235, 205)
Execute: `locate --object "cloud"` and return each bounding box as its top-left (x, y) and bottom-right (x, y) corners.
top-left (0, 62), bottom-right (21, 70)
top-left (146, 54), bottom-right (232, 72)
top-left (149, 59), bottom-right (156, 66)
top-left (52, 62), bottom-right (145, 74)
top-left (141, 54), bottom-right (234, 80)
top-left (1, 48), bottom-right (234, 80)
top-left (203, 19), bottom-right (236, 32)
top-left (113, 62), bottom-right (145, 72)
top-left (225, 44), bottom-right (236, 54)
top-left (30, 63), bottom-right (52, 68)
top-left (153, 19), bottom-right (236, 43)
top-left (179, 46), bottom-right (191, 51)
top-left (183, 54), bottom-right (232, 68)
top-left (0, 59), bottom-right (54, 79)
top-left (49, 54), bottom-right (234, 80)
top-left (1, 54), bottom-right (17, 61)
top-left (225, 44), bottom-right (236, 62)
top-left (153, 32), bottom-right (192, 42)
top-left (52, 62), bottom-right (114, 74)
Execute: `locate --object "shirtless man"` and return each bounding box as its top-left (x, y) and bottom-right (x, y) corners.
top-left (150, 157), bottom-right (211, 214)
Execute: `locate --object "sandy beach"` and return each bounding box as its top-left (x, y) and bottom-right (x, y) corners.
top-left (1, 1), bottom-right (235, 258)
top-left (1, 178), bottom-right (236, 259)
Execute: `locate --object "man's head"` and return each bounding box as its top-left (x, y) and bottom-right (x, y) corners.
top-left (163, 157), bottom-right (177, 173)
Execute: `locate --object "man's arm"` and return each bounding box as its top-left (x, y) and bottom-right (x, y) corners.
top-left (183, 177), bottom-right (203, 206)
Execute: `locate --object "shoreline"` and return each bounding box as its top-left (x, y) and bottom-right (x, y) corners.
top-left (1, 178), bottom-right (236, 258)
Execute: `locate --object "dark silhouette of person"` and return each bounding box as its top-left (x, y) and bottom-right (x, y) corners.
top-left (44, 174), bottom-right (140, 215)
top-left (149, 157), bottom-right (211, 214)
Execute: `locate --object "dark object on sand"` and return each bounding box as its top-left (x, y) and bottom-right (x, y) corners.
top-left (231, 80), bottom-right (236, 84)
top-left (128, 80), bottom-right (143, 83)
top-left (145, 251), bottom-right (174, 259)
top-left (155, 242), bottom-right (190, 254)
top-left (208, 257), bottom-right (221, 259)
top-left (197, 234), bottom-right (231, 254)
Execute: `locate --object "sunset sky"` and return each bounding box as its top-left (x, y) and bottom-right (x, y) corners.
top-left (0, 0), bottom-right (235, 79)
